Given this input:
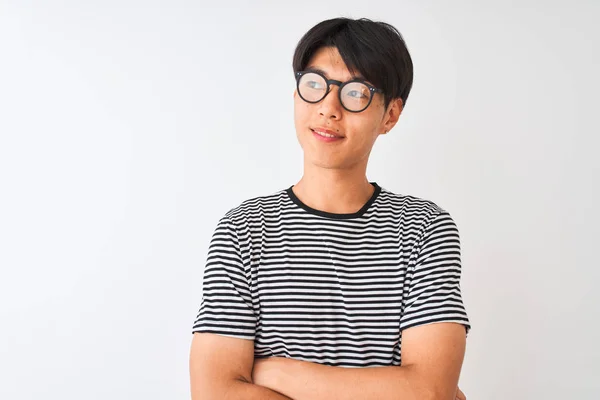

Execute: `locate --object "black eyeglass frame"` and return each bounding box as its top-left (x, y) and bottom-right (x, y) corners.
top-left (295, 70), bottom-right (384, 113)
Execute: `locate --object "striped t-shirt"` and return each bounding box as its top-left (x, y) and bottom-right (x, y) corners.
top-left (192, 182), bottom-right (471, 367)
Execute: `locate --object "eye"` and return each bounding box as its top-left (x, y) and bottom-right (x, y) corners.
top-left (347, 90), bottom-right (368, 99)
top-left (305, 80), bottom-right (325, 89)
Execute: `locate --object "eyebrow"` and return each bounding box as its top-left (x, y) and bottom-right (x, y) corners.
top-left (305, 66), bottom-right (366, 82)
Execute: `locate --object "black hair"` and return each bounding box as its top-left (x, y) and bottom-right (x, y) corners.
top-left (292, 17), bottom-right (414, 110)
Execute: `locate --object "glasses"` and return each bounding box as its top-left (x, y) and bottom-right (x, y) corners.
top-left (295, 70), bottom-right (384, 113)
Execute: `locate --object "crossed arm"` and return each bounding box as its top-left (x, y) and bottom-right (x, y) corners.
top-left (190, 322), bottom-right (467, 400)
top-left (189, 332), bottom-right (292, 400)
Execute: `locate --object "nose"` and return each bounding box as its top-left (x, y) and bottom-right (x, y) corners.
top-left (317, 84), bottom-right (343, 120)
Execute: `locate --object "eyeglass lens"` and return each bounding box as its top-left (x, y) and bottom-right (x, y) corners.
top-left (298, 72), bottom-right (372, 112)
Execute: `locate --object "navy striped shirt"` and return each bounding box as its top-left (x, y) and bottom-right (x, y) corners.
top-left (192, 182), bottom-right (470, 367)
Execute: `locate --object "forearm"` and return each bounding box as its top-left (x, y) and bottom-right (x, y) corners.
top-left (230, 379), bottom-right (294, 400)
top-left (270, 360), bottom-right (433, 400)
top-left (198, 378), bottom-right (293, 400)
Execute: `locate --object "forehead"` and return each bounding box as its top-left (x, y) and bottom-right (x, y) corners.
top-left (305, 46), bottom-right (365, 81)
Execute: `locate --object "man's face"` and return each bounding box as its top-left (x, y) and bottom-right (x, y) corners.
top-left (294, 46), bottom-right (392, 171)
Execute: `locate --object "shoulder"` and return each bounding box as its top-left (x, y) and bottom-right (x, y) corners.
top-left (377, 185), bottom-right (456, 230)
top-left (220, 187), bottom-right (289, 226)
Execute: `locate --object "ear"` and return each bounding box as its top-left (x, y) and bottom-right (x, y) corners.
top-left (381, 98), bottom-right (403, 134)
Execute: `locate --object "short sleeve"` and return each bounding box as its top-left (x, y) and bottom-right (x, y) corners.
top-left (192, 216), bottom-right (256, 340)
top-left (399, 211), bottom-right (471, 334)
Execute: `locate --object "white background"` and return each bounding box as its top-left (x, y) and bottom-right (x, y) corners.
top-left (1, 1), bottom-right (599, 399)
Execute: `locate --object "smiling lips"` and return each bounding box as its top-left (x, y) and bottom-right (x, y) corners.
top-left (311, 127), bottom-right (344, 141)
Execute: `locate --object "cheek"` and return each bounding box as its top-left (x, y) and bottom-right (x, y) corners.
top-left (293, 100), bottom-right (310, 126)
top-left (346, 118), bottom-right (381, 148)
top-left (293, 104), bottom-right (309, 142)
top-left (360, 107), bottom-right (385, 136)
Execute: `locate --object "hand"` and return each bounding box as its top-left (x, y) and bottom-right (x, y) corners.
top-left (456, 386), bottom-right (467, 400)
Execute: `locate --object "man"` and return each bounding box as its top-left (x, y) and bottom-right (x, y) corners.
top-left (190, 17), bottom-right (471, 400)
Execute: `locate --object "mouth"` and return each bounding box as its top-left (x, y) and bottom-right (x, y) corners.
top-left (310, 127), bottom-right (345, 140)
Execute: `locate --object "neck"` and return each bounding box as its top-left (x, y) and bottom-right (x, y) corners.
top-left (292, 162), bottom-right (375, 215)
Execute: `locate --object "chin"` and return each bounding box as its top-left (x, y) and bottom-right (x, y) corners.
top-left (298, 134), bottom-right (356, 169)
top-left (305, 154), bottom-right (348, 170)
